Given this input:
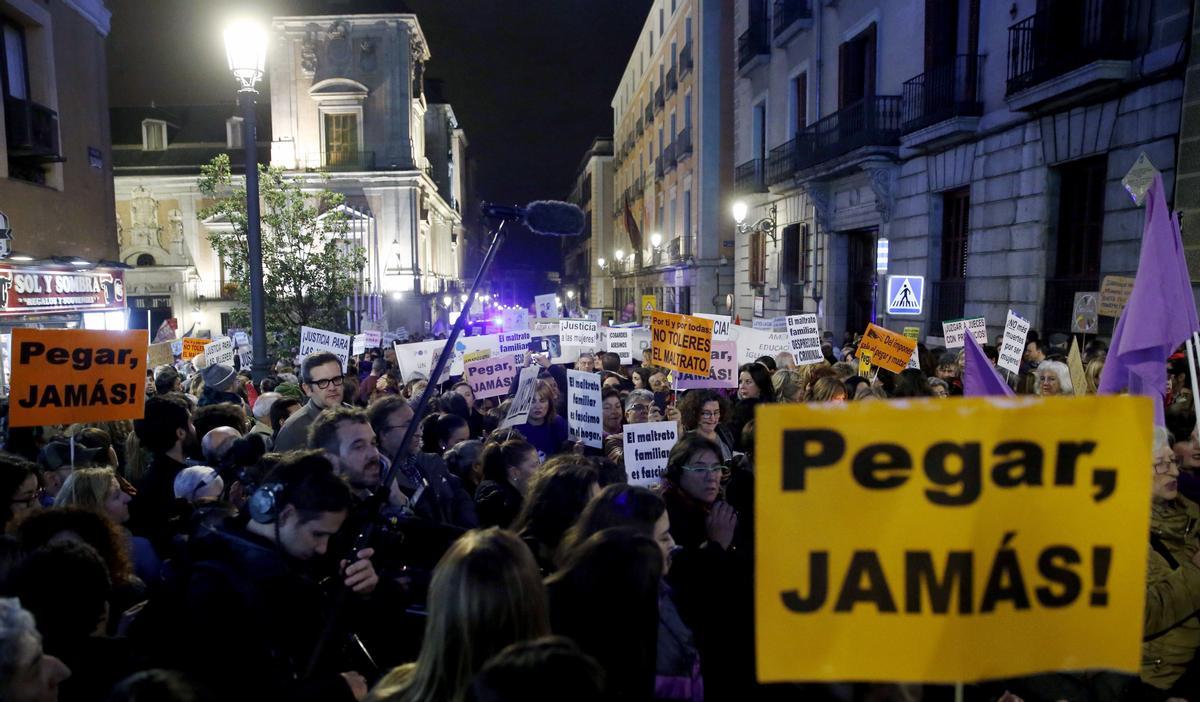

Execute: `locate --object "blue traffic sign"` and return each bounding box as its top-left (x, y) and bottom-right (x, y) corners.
top-left (886, 275), bottom-right (924, 316)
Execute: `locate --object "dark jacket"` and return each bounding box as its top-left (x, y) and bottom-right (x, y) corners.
top-left (128, 453), bottom-right (188, 555)
top-left (393, 453), bottom-right (479, 530)
top-left (273, 398), bottom-right (332, 452)
top-left (198, 386), bottom-right (244, 408)
top-left (475, 479), bottom-right (523, 529)
top-left (169, 520), bottom-right (358, 702)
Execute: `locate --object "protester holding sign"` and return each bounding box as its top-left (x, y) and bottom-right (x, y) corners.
top-left (515, 380), bottom-right (569, 461)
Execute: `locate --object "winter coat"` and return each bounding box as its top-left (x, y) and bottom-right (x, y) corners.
top-left (656, 582), bottom-right (703, 701)
top-left (1143, 497), bottom-right (1200, 690)
top-left (475, 478), bottom-right (523, 529)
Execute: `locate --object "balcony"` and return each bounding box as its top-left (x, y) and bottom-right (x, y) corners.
top-left (645, 102), bottom-right (654, 125)
top-left (931, 279), bottom-right (966, 325)
top-left (901, 55), bottom-right (985, 150)
top-left (654, 156), bottom-right (665, 181)
top-left (299, 150), bottom-right (377, 171)
top-left (4, 97), bottom-right (60, 161)
top-left (676, 126), bottom-right (693, 160)
top-left (664, 142), bottom-right (677, 173)
top-left (654, 85), bottom-right (665, 112)
top-left (766, 97), bottom-right (902, 180)
top-left (773, 0), bottom-right (813, 46)
top-left (735, 159), bottom-right (767, 193)
top-left (737, 19), bottom-right (770, 75)
top-left (679, 42), bottom-right (694, 76)
top-left (1005, 0), bottom-right (1137, 112)
top-left (666, 67), bottom-right (678, 96)
top-left (192, 281), bottom-right (242, 303)
top-left (636, 116), bottom-right (644, 136)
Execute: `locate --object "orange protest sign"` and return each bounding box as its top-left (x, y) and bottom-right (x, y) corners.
top-left (9, 329), bottom-right (147, 427)
top-left (181, 337), bottom-right (207, 361)
top-left (857, 323), bottom-right (917, 374)
top-left (649, 311), bottom-right (714, 376)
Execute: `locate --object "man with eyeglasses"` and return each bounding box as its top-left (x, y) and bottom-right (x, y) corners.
top-left (274, 352), bottom-right (350, 452)
top-left (624, 389), bottom-right (655, 425)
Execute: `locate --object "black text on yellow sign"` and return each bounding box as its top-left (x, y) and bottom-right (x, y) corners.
top-left (649, 311), bottom-right (714, 376)
top-left (9, 329), bottom-right (148, 427)
top-left (754, 397), bottom-right (1151, 684)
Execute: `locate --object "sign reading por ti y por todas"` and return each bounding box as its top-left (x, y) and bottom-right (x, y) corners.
top-left (10, 329), bottom-right (148, 427)
top-left (649, 311), bottom-right (714, 376)
top-left (754, 397), bottom-right (1152, 684)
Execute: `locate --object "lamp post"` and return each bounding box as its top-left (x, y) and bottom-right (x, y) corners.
top-left (224, 20), bottom-right (269, 381)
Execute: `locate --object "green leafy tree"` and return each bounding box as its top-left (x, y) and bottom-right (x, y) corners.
top-left (198, 154), bottom-right (366, 358)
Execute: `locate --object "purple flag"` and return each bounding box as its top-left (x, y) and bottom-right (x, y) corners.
top-left (963, 332), bottom-right (1014, 397)
top-left (1098, 174), bottom-right (1199, 426)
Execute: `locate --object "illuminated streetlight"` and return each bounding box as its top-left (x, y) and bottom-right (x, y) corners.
top-left (650, 232), bottom-right (662, 248)
top-left (442, 294), bottom-right (452, 306)
top-left (731, 201), bottom-right (748, 225)
top-left (614, 249), bottom-right (625, 261)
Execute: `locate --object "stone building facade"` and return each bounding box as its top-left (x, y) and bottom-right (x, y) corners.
top-left (733, 0), bottom-right (1191, 340)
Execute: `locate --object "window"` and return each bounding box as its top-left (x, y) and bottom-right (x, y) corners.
top-left (684, 92), bottom-right (692, 126)
top-left (659, 8), bottom-right (664, 36)
top-left (324, 112), bottom-right (359, 167)
top-left (838, 23), bottom-right (877, 108)
top-left (752, 101), bottom-right (766, 163)
top-left (1, 20), bottom-right (27, 100)
top-left (226, 116), bottom-right (243, 149)
top-left (670, 112), bottom-right (676, 141)
top-left (749, 231), bottom-right (767, 286)
top-left (780, 223), bottom-right (801, 285)
top-left (938, 187), bottom-right (970, 321)
top-left (791, 72), bottom-right (808, 133)
top-left (683, 190), bottom-right (692, 255)
top-left (686, 16), bottom-right (692, 42)
top-left (142, 119), bottom-right (167, 151)
top-left (669, 195), bottom-right (676, 243)
top-left (671, 41), bottom-right (677, 71)
top-left (1054, 156), bottom-right (1105, 280)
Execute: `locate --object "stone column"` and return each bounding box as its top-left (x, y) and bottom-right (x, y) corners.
top-left (1176, 0), bottom-right (1200, 301)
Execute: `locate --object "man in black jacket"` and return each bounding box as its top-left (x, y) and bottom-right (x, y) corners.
top-left (129, 393), bottom-right (196, 554)
top-left (171, 451), bottom-right (378, 702)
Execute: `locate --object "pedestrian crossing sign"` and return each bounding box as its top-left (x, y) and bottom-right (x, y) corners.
top-left (886, 275), bottom-right (924, 316)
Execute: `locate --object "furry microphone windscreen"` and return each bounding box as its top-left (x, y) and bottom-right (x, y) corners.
top-left (524, 200), bottom-right (586, 237)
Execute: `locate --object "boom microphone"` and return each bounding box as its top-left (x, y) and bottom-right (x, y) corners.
top-left (481, 200), bottom-right (585, 236)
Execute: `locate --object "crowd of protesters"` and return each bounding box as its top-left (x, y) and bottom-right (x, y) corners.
top-left (0, 321), bottom-right (1195, 702)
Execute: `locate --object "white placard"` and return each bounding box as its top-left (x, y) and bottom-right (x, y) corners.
top-left (498, 330), bottom-right (530, 366)
top-left (394, 338), bottom-right (460, 382)
top-left (203, 337), bottom-right (234, 366)
top-left (785, 314), bottom-right (823, 365)
top-left (534, 294), bottom-right (557, 319)
top-left (605, 328), bottom-right (633, 364)
top-left (736, 327), bottom-right (791, 364)
top-left (566, 369), bottom-right (603, 448)
top-left (997, 310), bottom-right (1030, 376)
top-left (300, 326), bottom-right (352, 370)
top-left (531, 322), bottom-right (580, 364)
top-left (695, 313), bottom-right (732, 340)
top-left (586, 309), bottom-right (604, 324)
top-left (501, 307), bottom-right (530, 331)
top-left (362, 329), bottom-right (383, 347)
top-left (752, 317), bottom-right (776, 331)
top-left (941, 317), bottom-right (988, 350)
top-left (395, 326), bottom-right (409, 342)
top-left (560, 319), bottom-right (599, 347)
top-left (352, 334), bottom-right (367, 355)
top-left (622, 421), bottom-right (678, 487)
top-left (501, 366), bottom-right (541, 429)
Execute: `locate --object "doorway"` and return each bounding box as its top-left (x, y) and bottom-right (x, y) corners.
top-left (845, 229), bottom-right (877, 336)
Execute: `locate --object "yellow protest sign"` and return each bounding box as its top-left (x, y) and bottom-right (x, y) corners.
top-left (649, 311), bottom-right (714, 376)
top-left (857, 323), bottom-right (917, 374)
top-left (463, 348), bottom-right (491, 364)
top-left (755, 397), bottom-right (1151, 684)
top-left (858, 350), bottom-right (872, 376)
top-left (9, 329), bottom-right (148, 427)
top-left (903, 326), bottom-right (920, 341)
top-left (181, 337), bottom-right (207, 361)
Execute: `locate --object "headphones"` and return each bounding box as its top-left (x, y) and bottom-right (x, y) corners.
top-left (248, 481), bottom-right (286, 524)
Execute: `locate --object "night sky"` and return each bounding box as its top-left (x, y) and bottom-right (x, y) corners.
top-left (106, 0), bottom-right (652, 269)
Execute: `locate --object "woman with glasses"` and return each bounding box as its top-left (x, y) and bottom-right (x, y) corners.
top-left (678, 390), bottom-right (735, 462)
top-left (1141, 426), bottom-right (1200, 696)
top-left (0, 454), bottom-right (39, 534)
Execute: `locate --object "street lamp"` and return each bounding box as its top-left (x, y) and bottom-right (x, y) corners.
top-left (597, 257), bottom-right (606, 270)
top-left (224, 19), bottom-right (269, 381)
top-left (566, 289), bottom-right (575, 300)
top-left (614, 249), bottom-right (625, 262)
top-left (731, 200), bottom-right (778, 244)
top-left (650, 232), bottom-right (662, 249)
top-left (442, 294), bottom-right (452, 307)
top-left (460, 293), bottom-right (469, 306)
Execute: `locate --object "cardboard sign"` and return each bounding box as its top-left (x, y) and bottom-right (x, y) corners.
top-left (622, 420), bottom-right (678, 487)
top-left (352, 335), bottom-right (367, 356)
top-left (676, 341), bottom-right (738, 389)
top-left (1098, 276), bottom-right (1134, 317)
top-left (785, 314), bottom-right (823, 365)
top-left (1071, 292), bottom-right (1100, 334)
top-left (649, 311), bottom-right (714, 376)
top-left (560, 319), bottom-right (599, 347)
top-left (362, 329), bottom-right (383, 348)
top-left (605, 328), bottom-right (633, 364)
top-left (204, 337), bottom-right (234, 366)
top-left (856, 324), bottom-right (918, 374)
top-left (754, 397), bottom-right (1152, 684)
top-left (181, 337), bottom-right (207, 361)
top-left (903, 327), bottom-right (920, 341)
top-left (998, 310), bottom-right (1031, 376)
top-left (464, 353), bottom-right (517, 400)
top-left (942, 317), bottom-right (988, 350)
top-left (500, 366), bottom-right (540, 429)
top-left (567, 369), bottom-right (603, 448)
top-left (9, 329), bottom-right (148, 427)
top-left (300, 326), bottom-right (351, 370)
top-left (534, 294), bottom-right (557, 319)
top-left (695, 313), bottom-right (732, 340)
top-left (147, 341), bottom-right (175, 368)
top-left (501, 307), bottom-right (530, 331)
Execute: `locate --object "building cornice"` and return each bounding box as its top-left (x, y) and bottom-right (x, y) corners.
top-left (272, 14), bottom-right (430, 61)
top-left (62, 0), bottom-right (111, 35)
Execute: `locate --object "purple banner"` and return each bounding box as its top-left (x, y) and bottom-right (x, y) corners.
top-left (676, 341), bottom-right (737, 389)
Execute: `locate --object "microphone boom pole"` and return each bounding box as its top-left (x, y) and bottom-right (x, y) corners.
top-left (305, 217), bottom-right (509, 678)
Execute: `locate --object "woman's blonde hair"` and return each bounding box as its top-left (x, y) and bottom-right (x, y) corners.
top-left (1084, 358), bottom-right (1104, 394)
top-left (772, 369), bottom-right (803, 403)
top-left (54, 467), bottom-right (119, 512)
top-left (367, 529), bottom-right (550, 702)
